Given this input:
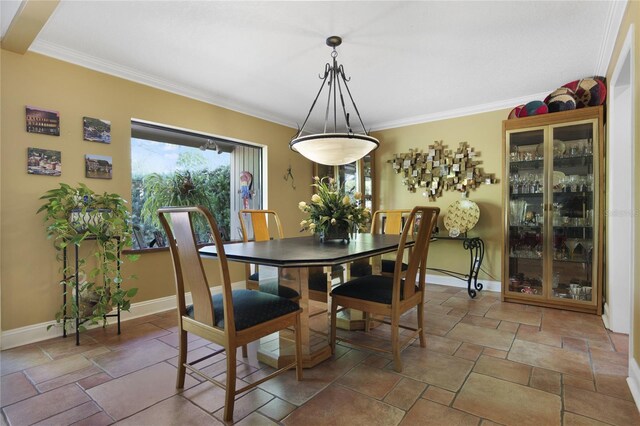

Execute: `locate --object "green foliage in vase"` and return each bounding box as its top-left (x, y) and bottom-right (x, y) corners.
top-left (298, 176), bottom-right (370, 236)
top-left (37, 183), bottom-right (139, 331)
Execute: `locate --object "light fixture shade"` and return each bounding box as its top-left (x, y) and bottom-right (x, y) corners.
top-left (290, 133), bottom-right (379, 166)
top-left (290, 36), bottom-right (379, 166)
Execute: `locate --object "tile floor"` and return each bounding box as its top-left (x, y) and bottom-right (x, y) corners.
top-left (2, 285), bottom-right (639, 425)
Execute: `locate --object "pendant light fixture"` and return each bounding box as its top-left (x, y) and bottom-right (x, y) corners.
top-left (289, 36), bottom-right (379, 166)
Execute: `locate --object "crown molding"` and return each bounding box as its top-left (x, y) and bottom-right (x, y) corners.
top-left (371, 91), bottom-right (550, 131)
top-left (29, 40), bottom-right (298, 130)
top-left (595, 0), bottom-right (628, 76)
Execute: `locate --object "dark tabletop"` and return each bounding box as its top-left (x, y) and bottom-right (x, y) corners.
top-left (200, 234), bottom-right (410, 268)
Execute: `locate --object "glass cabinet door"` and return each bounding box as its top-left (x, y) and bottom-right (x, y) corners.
top-left (549, 122), bottom-right (597, 304)
top-left (506, 128), bottom-right (547, 298)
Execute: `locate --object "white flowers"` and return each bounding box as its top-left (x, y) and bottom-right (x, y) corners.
top-left (331, 218), bottom-right (337, 225)
top-left (354, 192), bottom-right (362, 200)
top-left (300, 220), bottom-right (307, 227)
top-left (298, 201), bottom-right (307, 211)
top-left (342, 195), bottom-right (351, 205)
top-left (311, 194), bottom-right (322, 204)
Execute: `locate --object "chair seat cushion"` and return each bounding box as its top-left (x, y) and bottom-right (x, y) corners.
top-left (186, 289), bottom-right (299, 331)
top-left (309, 271), bottom-right (329, 292)
top-left (350, 262), bottom-right (372, 277)
top-left (381, 259), bottom-right (408, 274)
top-left (248, 272), bottom-right (259, 282)
top-left (259, 280), bottom-right (299, 300)
top-left (330, 275), bottom-right (418, 304)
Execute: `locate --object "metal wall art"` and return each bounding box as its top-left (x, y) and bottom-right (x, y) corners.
top-left (388, 140), bottom-right (495, 200)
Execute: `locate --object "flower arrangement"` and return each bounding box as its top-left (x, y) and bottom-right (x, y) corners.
top-left (298, 176), bottom-right (370, 241)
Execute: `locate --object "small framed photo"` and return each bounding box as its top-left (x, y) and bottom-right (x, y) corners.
top-left (26, 106), bottom-right (60, 136)
top-left (83, 117), bottom-right (111, 143)
top-left (85, 154), bottom-right (112, 179)
top-left (27, 147), bottom-right (62, 176)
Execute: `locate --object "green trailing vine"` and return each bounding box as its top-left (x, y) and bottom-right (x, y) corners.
top-left (38, 183), bottom-right (139, 331)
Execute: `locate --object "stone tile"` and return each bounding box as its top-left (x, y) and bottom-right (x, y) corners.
top-left (589, 347), bottom-right (628, 368)
top-left (0, 345), bottom-right (50, 376)
top-left (446, 322), bottom-right (515, 351)
top-left (212, 388), bottom-right (273, 423)
top-left (473, 355), bottom-right (531, 385)
top-left (608, 332), bottom-right (629, 354)
top-left (453, 373), bottom-right (561, 425)
top-left (516, 324), bottom-right (563, 348)
top-left (73, 411), bottom-right (114, 426)
top-left (399, 347), bottom-right (474, 392)
top-left (485, 305), bottom-right (541, 326)
top-left (2, 383), bottom-right (90, 426)
top-left (115, 395), bottom-right (220, 425)
top-left (282, 384), bottom-right (405, 426)
top-left (454, 342), bottom-right (484, 361)
top-left (77, 372), bottom-right (113, 390)
top-left (563, 337), bottom-right (589, 352)
top-left (91, 338), bottom-right (178, 377)
top-left (424, 313), bottom-right (461, 336)
top-left (89, 322), bottom-right (172, 350)
top-left (482, 347), bottom-right (508, 359)
top-left (422, 385), bottom-right (455, 406)
top-left (563, 385), bottom-right (640, 426)
top-left (36, 365), bottom-right (102, 393)
top-left (383, 377), bottom-right (426, 410)
top-left (540, 311), bottom-right (608, 342)
top-left (86, 362), bottom-right (198, 421)
top-left (507, 340), bottom-right (592, 380)
top-left (563, 412), bottom-right (612, 425)
top-left (563, 375), bottom-right (595, 391)
top-left (401, 399), bottom-right (480, 425)
top-left (24, 354), bottom-right (92, 384)
top-left (424, 334), bottom-right (462, 355)
top-left (497, 320), bottom-right (520, 333)
top-left (37, 334), bottom-right (100, 359)
top-left (530, 368), bottom-right (561, 395)
top-left (31, 401), bottom-right (101, 426)
top-left (337, 364), bottom-right (402, 399)
top-left (594, 375), bottom-right (634, 402)
top-left (181, 379), bottom-right (228, 413)
top-left (236, 411), bottom-right (278, 425)
top-left (459, 315), bottom-right (500, 329)
top-left (258, 397), bottom-right (297, 422)
top-left (0, 372), bottom-right (38, 407)
top-left (363, 354), bottom-right (392, 369)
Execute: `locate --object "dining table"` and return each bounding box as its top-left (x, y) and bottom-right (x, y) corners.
top-left (199, 233), bottom-right (410, 368)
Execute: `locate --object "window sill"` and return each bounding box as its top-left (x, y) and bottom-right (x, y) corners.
top-left (123, 240), bottom-right (244, 255)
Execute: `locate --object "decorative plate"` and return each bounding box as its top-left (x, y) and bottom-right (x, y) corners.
top-left (444, 199), bottom-right (480, 233)
top-left (553, 171), bottom-right (566, 187)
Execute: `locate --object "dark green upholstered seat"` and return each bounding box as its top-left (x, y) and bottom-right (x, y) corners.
top-left (186, 289), bottom-right (299, 331)
top-left (247, 273), bottom-right (300, 299)
top-left (350, 261), bottom-right (372, 277)
top-left (381, 259), bottom-right (408, 274)
top-left (331, 275), bottom-right (418, 304)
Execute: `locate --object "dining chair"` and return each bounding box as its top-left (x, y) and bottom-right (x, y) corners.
top-left (159, 206), bottom-right (303, 422)
top-left (239, 209), bottom-right (342, 302)
top-left (329, 206), bottom-right (439, 372)
top-left (348, 209), bottom-right (412, 277)
top-left (238, 209), bottom-right (299, 300)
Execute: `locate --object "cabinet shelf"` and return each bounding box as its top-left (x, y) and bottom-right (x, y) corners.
top-left (503, 107), bottom-right (603, 315)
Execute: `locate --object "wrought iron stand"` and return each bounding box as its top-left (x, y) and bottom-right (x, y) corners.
top-left (62, 236), bottom-right (121, 345)
top-left (428, 235), bottom-right (485, 298)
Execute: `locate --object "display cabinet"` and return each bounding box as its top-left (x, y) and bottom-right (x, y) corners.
top-left (313, 153), bottom-right (375, 211)
top-left (502, 107), bottom-right (603, 314)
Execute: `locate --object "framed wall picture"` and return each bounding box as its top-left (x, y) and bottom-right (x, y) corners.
top-left (27, 147), bottom-right (62, 176)
top-left (85, 154), bottom-right (112, 179)
top-left (26, 106), bottom-right (60, 136)
top-left (83, 117), bottom-right (111, 143)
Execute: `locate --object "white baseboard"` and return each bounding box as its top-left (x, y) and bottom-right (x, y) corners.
top-left (629, 356), bottom-right (640, 412)
top-left (602, 303), bottom-right (611, 330)
top-left (0, 281), bottom-right (245, 350)
top-left (427, 273), bottom-right (501, 293)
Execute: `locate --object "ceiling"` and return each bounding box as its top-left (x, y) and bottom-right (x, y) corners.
top-left (1, 1), bottom-right (627, 132)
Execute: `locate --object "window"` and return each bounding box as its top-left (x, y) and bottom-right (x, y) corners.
top-left (130, 121), bottom-right (263, 249)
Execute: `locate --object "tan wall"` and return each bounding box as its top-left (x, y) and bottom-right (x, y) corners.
top-left (0, 50), bottom-right (312, 331)
top-left (605, 0), bottom-right (640, 362)
top-left (371, 109), bottom-right (506, 283)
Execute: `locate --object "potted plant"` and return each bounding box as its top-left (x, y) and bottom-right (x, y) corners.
top-left (298, 176), bottom-right (370, 243)
top-left (38, 183), bottom-right (139, 331)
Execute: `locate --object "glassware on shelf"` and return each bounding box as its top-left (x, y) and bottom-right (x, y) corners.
top-left (509, 200), bottom-right (527, 225)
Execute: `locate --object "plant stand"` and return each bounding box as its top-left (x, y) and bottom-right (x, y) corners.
top-left (62, 235), bottom-right (121, 345)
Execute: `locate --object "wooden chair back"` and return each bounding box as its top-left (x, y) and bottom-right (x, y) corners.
top-left (393, 206), bottom-right (440, 302)
top-left (370, 209), bottom-right (412, 235)
top-left (239, 209), bottom-right (284, 242)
